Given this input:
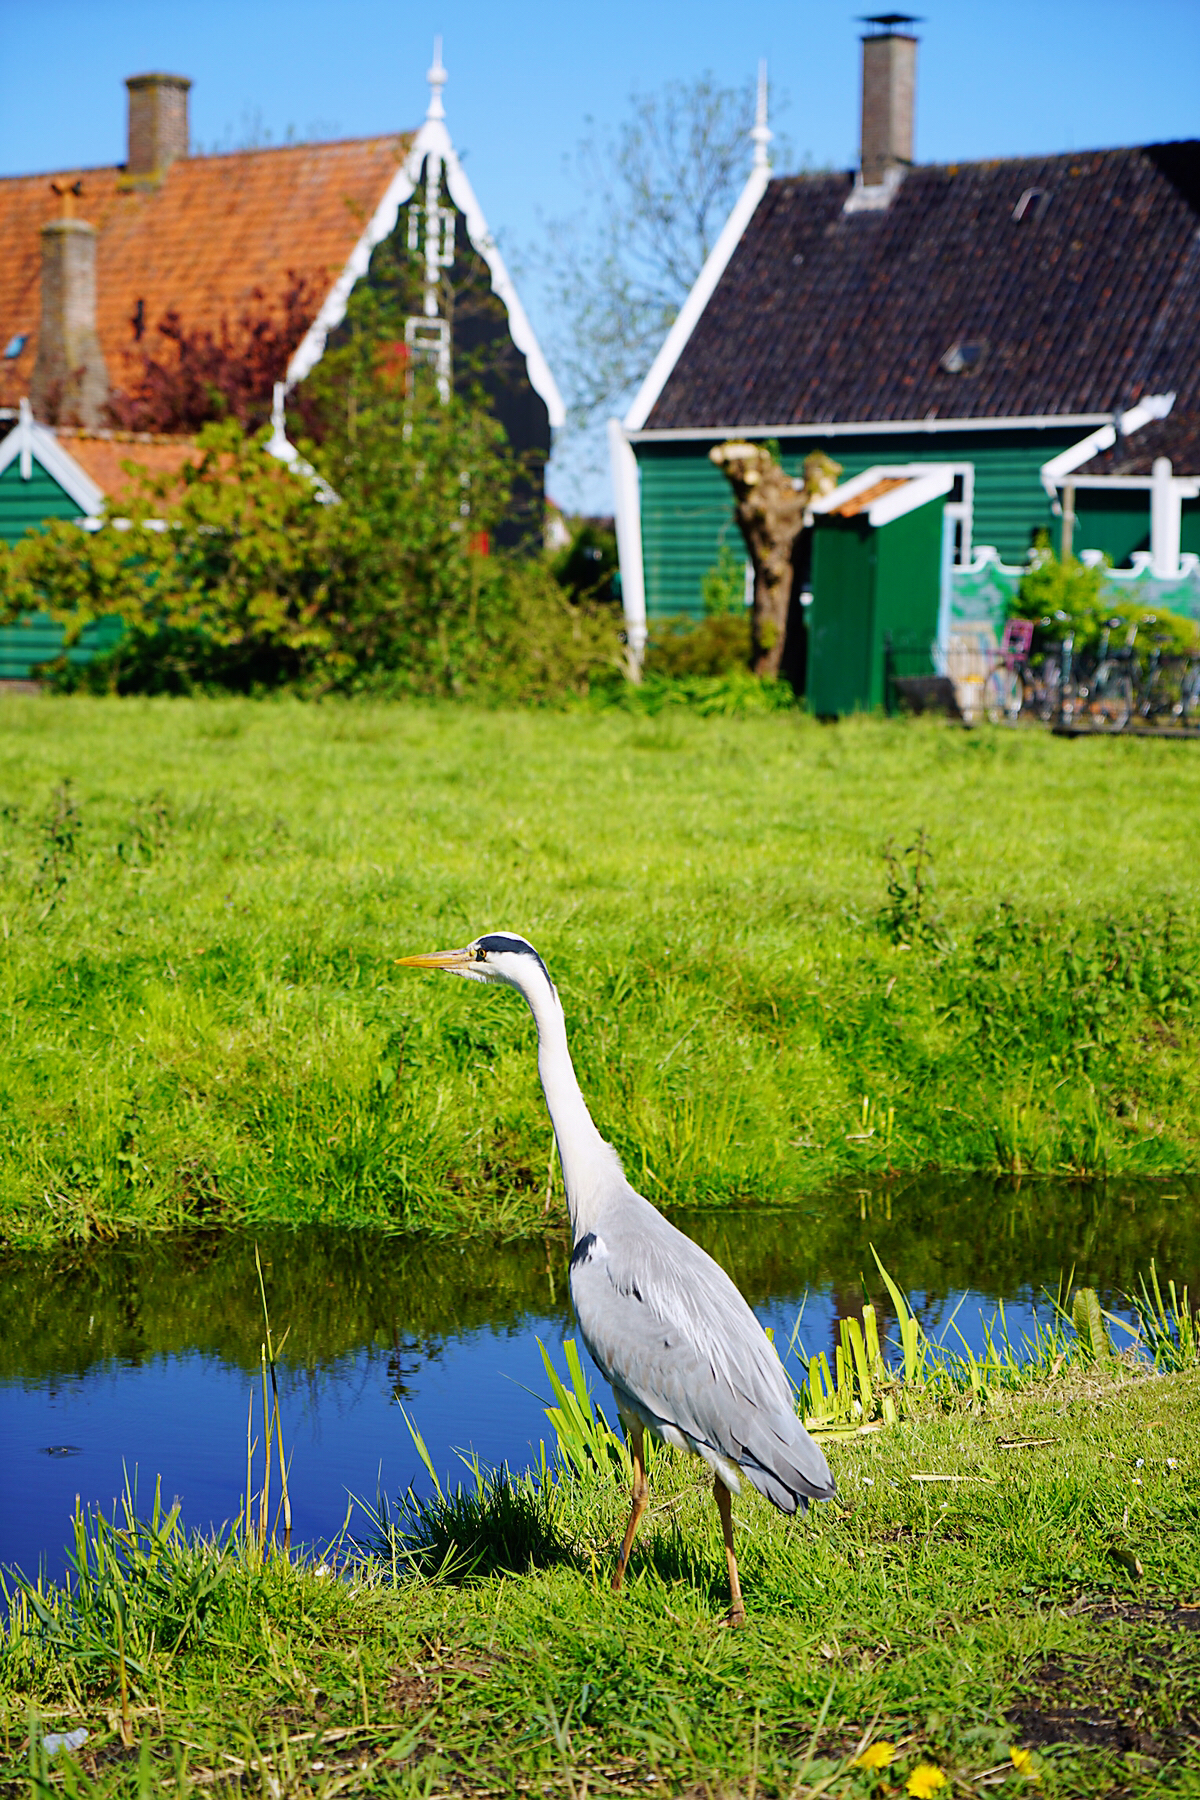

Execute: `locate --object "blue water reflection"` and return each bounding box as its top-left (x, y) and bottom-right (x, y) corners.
top-left (0, 1275), bottom-right (1138, 1586)
top-left (5, 1179), bottom-right (1200, 1584)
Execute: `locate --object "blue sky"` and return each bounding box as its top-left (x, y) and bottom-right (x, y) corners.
top-left (4, 1), bottom-right (1198, 505)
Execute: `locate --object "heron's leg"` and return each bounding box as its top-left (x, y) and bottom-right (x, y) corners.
top-left (714, 1476), bottom-right (745, 1627)
top-left (612, 1423), bottom-right (648, 1592)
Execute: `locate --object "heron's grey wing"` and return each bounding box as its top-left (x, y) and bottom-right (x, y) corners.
top-left (569, 1205), bottom-right (834, 1511)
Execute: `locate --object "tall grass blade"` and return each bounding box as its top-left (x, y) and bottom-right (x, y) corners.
top-left (398, 1404), bottom-right (444, 1500)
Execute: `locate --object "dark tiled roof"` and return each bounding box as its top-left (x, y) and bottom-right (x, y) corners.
top-left (1077, 412), bottom-right (1200, 476)
top-left (645, 142), bottom-right (1200, 432)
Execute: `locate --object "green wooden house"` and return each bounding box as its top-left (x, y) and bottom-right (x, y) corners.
top-left (0, 398), bottom-right (189, 680)
top-left (609, 17), bottom-right (1200, 698)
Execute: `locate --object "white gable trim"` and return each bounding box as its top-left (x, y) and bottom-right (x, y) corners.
top-left (284, 113), bottom-right (563, 428)
top-left (440, 138), bottom-right (564, 428)
top-left (623, 163), bottom-right (771, 433)
top-left (284, 154), bottom-right (420, 389)
top-left (1039, 391), bottom-right (1176, 496)
top-left (0, 399), bottom-right (104, 516)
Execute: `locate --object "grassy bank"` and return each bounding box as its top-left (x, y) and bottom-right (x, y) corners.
top-left (0, 698), bottom-right (1198, 1247)
top-left (4, 1352), bottom-right (1198, 1798)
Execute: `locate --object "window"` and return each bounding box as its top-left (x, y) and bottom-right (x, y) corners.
top-left (940, 341), bottom-right (987, 375)
top-left (943, 468), bottom-right (975, 566)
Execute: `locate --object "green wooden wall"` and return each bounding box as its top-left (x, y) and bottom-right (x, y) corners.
top-left (1074, 489), bottom-right (1150, 567)
top-left (1182, 499), bottom-right (1200, 559)
top-left (0, 458), bottom-right (84, 545)
top-left (637, 427), bottom-right (1084, 620)
top-left (0, 460), bottom-right (121, 679)
top-left (0, 613), bottom-right (124, 681)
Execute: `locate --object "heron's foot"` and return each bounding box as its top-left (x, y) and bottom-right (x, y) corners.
top-left (726, 1601), bottom-right (746, 1628)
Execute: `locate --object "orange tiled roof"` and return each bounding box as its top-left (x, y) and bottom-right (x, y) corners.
top-left (55, 429), bottom-right (203, 501)
top-left (0, 134), bottom-right (412, 411)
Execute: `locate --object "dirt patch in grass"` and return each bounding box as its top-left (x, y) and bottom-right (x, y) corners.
top-left (1009, 1649), bottom-right (1200, 1761)
top-left (1081, 1598), bottom-right (1200, 1631)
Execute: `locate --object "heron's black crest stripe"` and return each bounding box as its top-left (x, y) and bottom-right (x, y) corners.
top-left (570, 1232), bottom-right (597, 1270)
top-left (476, 934), bottom-right (552, 984)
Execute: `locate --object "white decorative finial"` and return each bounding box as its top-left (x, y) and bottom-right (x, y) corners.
top-left (752, 59), bottom-right (772, 170)
top-left (426, 36), bottom-right (447, 123)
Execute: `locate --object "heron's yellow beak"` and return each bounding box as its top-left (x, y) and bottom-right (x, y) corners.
top-left (396, 946), bottom-right (475, 972)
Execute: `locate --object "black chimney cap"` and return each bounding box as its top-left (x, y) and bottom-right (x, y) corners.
top-left (859, 13), bottom-right (923, 32)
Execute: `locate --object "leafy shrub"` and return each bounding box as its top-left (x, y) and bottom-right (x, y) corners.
top-left (2, 408), bottom-right (621, 701)
top-left (104, 276), bottom-right (319, 434)
top-left (552, 518), bottom-right (619, 603)
top-left (701, 540), bottom-right (748, 617)
top-left (1012, 535), bottom-right (1199, 656)
top-left (644, 612), bottom-right (752, 676)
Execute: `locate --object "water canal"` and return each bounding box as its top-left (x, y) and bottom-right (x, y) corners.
top-left (3, 1175), bottom-right (1198, 1582)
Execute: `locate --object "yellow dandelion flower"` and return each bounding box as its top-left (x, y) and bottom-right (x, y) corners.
top-left (906, 1764), bottom-right (947, 1798)
top-left (1011, 1746), bottom-right (1040, 1781)
top-left (852, 1740), bottom-right (897, 1771)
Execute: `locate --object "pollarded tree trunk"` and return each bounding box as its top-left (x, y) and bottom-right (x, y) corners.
top-left (709, 443), bottom-right (841, 678)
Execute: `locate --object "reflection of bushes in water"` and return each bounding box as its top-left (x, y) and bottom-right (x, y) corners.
top-left (0, 1229), bottom-right (568, 1386)
top-left (685, 1176), bottom-right (1200, 1314)
top-left (2, 1176), bottom-right (1199, 1386)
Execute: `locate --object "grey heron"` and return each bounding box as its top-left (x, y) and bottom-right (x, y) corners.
top-left (398, 932), bottom-right (835, 1623)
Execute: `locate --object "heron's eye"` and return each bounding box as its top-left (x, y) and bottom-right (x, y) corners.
top-left (475, 946), bottom-right (487, 962)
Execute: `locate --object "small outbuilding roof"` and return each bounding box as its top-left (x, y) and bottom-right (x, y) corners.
top-left (641, 141), bottom-right (1200, 434)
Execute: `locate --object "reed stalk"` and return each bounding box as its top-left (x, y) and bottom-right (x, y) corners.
top-left (256, 1244), bottom-right (292, 1549)
top-left (258, 1343), bottom-right (272, 1551)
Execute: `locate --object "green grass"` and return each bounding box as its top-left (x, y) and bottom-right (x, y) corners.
top-left (1, 697), bottom-right (1199, 1248)
top-left (4, 1356), bottom-right (1199, 1797)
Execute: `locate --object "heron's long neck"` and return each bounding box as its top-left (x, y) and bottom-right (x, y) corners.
top-left (522, 976), bottom-right (611, 1240)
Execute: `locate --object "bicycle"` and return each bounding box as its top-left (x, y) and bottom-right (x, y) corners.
top-left (1181, 651), bottom-right (1200, 725)
top-left (1035, 612), bottom-right (1075, 723)
top-left (1136, 624), bottom-right (1179, 725)
top-left (1136, 624), bottom-right (1200, 728)
top-left (1079, 617), bottom-right (1134, 732)
top-left (984, 618), bottom-right (1035, 722)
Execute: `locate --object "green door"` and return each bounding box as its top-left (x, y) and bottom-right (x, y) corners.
top-left (808, 516), bottom-right (875, 715)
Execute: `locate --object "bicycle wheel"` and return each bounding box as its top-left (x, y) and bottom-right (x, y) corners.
top-left (1092, 668), bottom-right (1132, 732)
top-left (1181, 662), bottom-right (1200, 726)
top-left (1036, 659), bottom-right (1061, 722)
top-left (985, 665), bottom-right (1020, 723)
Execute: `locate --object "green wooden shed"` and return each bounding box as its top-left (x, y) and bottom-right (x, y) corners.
top-left (807, 465), bottom-right (952, 715)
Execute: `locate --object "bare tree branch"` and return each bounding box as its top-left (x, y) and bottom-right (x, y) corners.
top-left (540, 75), bottom-right (788, 434)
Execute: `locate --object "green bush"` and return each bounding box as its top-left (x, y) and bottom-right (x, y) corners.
top-left (1, 409), bottom-right (621, 701)
top-left (644, 612), bottom-right (752, 676)
top-left (1012, 536), bottom-right (1199, 656)
top-left (700, 540), bottom-right (748, 617)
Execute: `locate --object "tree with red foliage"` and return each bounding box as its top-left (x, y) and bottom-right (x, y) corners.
top-left (106, 274), bottom-right (318, 434)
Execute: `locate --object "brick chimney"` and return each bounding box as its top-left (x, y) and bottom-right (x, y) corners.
top-left (859, 14), bottom-right (919, 188)
top-left (30, 188), bottom-right (109, 427)
top-left (126, 73), bottom-right (191, 181)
